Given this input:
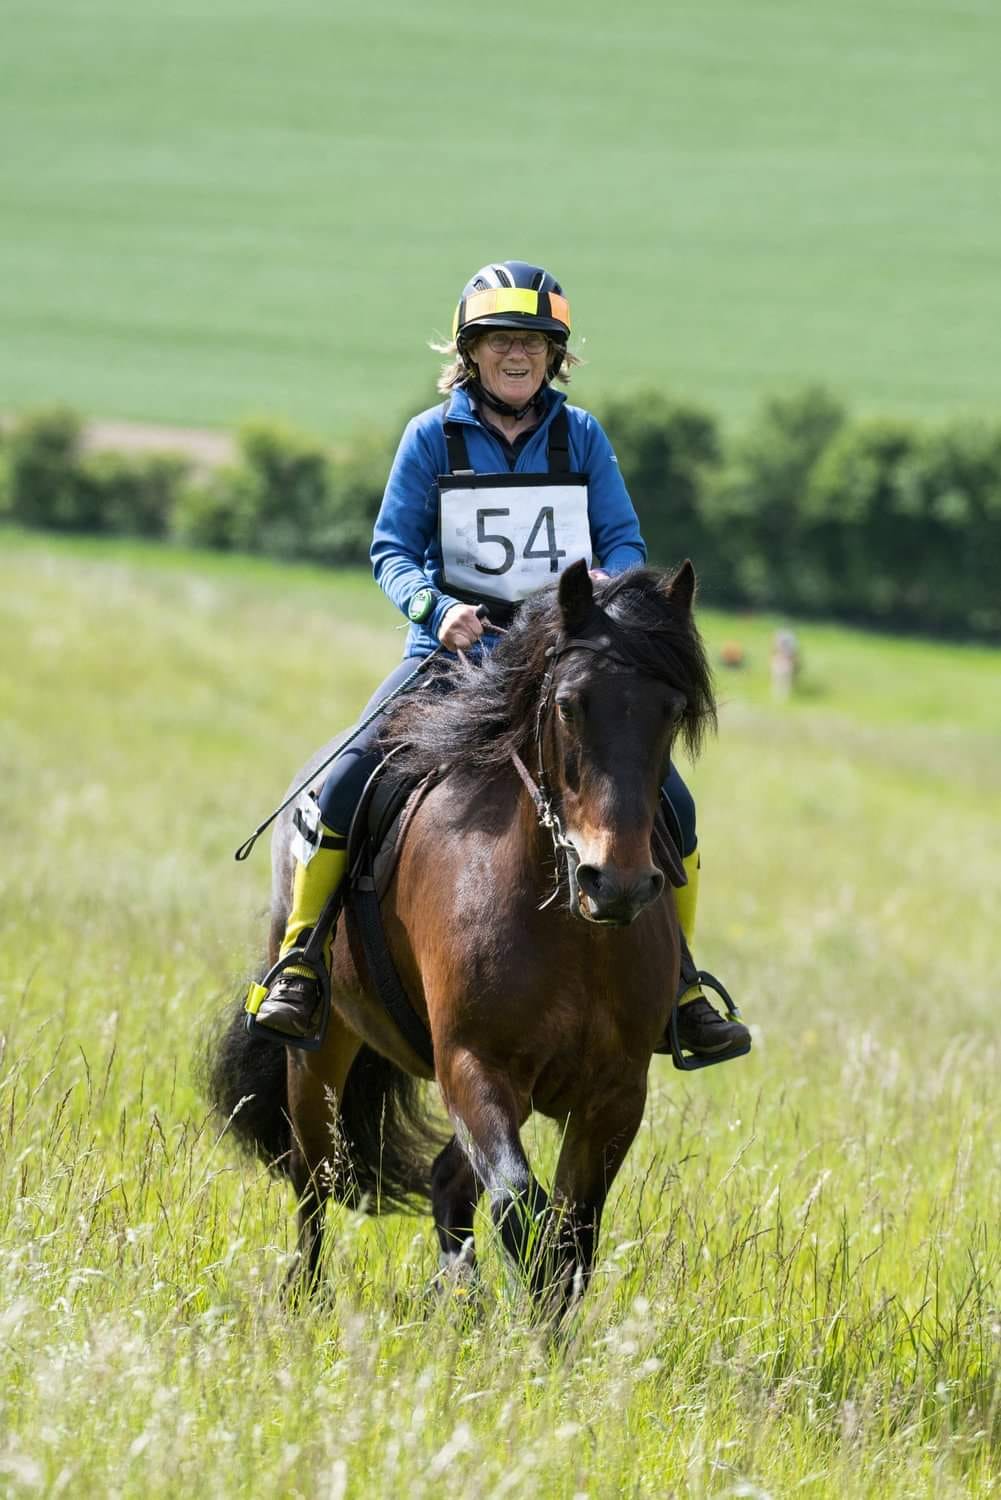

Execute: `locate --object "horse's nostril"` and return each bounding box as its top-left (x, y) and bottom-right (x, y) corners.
top-left (576, 864), bottom-right (663, 921)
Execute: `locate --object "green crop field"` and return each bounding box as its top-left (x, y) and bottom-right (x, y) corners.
top-left (2, 0), bottom-right (1000, 436)
top-left (1, 530), bottom-right (998, 1496)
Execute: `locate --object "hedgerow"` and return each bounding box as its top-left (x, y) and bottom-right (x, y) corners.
top-left (2, 392), bottom-right (999, 638)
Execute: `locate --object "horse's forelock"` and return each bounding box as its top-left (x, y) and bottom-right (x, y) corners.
top-left (587, 569), bottom-right (718, 757)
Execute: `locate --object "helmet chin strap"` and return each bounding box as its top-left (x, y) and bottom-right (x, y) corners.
top-left (465, 374), bottom-right (548, 423)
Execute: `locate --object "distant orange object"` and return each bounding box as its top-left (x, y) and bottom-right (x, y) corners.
top-left (719, 641), bottom-right (746, 668)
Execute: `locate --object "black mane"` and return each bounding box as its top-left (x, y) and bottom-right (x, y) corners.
top-left (382, 567), bottom-right (717, 785)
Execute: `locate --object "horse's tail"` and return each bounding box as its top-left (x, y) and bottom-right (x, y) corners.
top-left (205, 989), bottom-right (292, 1176)
top-left (337, 1044), bottom-right (443, 1213)
top-left (205, 990), bottom-right (443, 1212)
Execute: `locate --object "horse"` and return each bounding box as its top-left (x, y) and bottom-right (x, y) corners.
top-left (208, 559), bottom-right (716, 1312)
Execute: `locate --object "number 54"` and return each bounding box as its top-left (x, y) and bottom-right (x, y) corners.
top-left (475, 507), bottom-right (567, 576)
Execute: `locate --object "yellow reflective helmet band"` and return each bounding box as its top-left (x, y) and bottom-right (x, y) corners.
top-left (464, 287), bottom-right (537, 323)
top-left (452, 287), bottom-right (572, 339)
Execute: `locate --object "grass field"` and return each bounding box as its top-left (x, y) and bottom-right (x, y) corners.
top-left (1, 529), bottom-right (998, 1496)
top-left (3, 1), bottom-right (1000, 435)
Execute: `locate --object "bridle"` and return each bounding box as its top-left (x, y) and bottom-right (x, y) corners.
top-left (509, 617), bottom-right (651, 909)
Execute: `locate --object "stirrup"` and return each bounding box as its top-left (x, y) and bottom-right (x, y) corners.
top-left (668, 969), bottom-right (751, 1072)
top-left (245, 948), bottom-right (332, 1051)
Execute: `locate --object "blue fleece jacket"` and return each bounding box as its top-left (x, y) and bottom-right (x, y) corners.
top-left (370, 385), bottom-right (647, 657)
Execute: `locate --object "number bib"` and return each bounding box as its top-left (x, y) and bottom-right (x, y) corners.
top-left (438, 472), bottom-right (592, 607)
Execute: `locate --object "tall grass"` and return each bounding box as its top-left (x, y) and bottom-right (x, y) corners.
top-left (1, 532), bottom-right (998, 1496)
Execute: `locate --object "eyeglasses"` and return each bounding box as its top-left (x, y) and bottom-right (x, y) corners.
top-left (481, 331), bottom-right (550, 355)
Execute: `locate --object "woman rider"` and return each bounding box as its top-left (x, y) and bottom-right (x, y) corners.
top-left (249, 260), bottom-right (749, 1063)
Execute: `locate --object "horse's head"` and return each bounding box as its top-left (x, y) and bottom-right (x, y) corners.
top-left (542, 559), bottom-right (714, 926)
top-left (381, 559), bottom-right (716, 926)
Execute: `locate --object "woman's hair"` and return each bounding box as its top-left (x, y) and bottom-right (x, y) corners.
top-left (429, 335), bottom-right (582, 395)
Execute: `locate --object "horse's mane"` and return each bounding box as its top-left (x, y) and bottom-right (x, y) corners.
top-left (382, 567), bottom-right (717, 786)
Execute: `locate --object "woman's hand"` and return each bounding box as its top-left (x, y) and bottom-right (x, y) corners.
top-left (438, 603), bottom-right (485, 651)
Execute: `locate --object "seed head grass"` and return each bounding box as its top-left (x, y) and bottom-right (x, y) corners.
top-left (0, 532), bottom-right (998, 1496)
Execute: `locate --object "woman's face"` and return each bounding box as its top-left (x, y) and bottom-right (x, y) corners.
top-left (471, 329), bottom-right (550, 408)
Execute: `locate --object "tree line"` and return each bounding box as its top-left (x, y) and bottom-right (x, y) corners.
top-left (3, 388), bottom-right (999, 638)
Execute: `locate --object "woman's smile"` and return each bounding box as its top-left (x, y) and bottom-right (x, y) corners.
top-left (474, 335), bottom-right (549, 406)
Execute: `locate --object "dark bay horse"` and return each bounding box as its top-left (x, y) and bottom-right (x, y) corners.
top-left (209, 560), bottom-right (716, 1310)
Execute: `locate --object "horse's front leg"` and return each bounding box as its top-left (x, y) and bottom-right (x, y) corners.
top-left (544, 1082), bottom-right (648, 1314)
top-left (436, 1046), bottom-right (547, 1291)
top-left (285, 1017), bottom-right (361, 1295)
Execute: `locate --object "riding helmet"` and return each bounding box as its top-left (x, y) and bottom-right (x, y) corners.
top-left (452, 261), bottom-right (572, 370)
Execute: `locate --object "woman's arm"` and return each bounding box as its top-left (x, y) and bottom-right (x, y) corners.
top-left (370, 415), bottom-right (461, 640)
top-left (580, 412), bottom-right (647, 573)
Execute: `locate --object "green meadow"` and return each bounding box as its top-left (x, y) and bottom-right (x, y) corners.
top-left (1, 530), bottom-right (998, 1496)
top-left (2, 0), bottom-right (1000, 434)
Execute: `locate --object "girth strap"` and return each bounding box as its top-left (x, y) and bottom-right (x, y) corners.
top-left (444, 405), bottom-right (572, 475)
top-left (343, 755), bottom-right (436, 1069)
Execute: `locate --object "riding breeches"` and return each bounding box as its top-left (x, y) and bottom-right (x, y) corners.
top-left (316, 658), bottom-right (698, 857)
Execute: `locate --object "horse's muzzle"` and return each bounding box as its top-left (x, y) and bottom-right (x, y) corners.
top-left (571, 861), bottom-right (665, 926)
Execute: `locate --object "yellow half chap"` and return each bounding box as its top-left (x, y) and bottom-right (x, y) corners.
top-left (280, 842), bottom-right (348, 961)
top-left (244, 837), bottom-right (349, 1015)
top-left (674, 849), bottom-right (704, 1007)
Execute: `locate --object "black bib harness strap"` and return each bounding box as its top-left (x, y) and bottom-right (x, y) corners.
top-left (443, 405), bottom-right (572, 477)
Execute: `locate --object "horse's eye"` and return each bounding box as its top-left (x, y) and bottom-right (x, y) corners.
top-left (556, 698), bottom-right (576, 724)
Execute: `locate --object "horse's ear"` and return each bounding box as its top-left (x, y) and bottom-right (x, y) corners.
top-left (558, 558), bottom-right (594, 632)
top-left (664, 559), bottom-right (696, 613)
